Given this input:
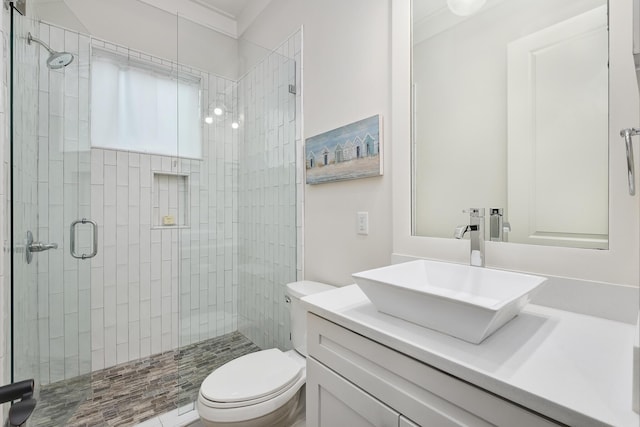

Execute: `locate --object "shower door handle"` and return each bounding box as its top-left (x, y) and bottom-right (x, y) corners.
top-left (620, 128), bottom-right (639, 195)
top-left (70, 219), bottom-right (98, 260)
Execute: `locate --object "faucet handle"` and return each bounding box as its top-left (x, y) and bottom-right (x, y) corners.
top-left (454, 225), bottom-right (468, 239)
top-left (463, 208), bottom-right (485, 217)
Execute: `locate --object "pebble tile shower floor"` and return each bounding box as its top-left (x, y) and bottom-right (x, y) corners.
top-left (31, 332), bottom-right (261, 427)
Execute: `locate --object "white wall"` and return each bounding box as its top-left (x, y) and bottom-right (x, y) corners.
top-left (33, 0), bottom-right (240, 79)
top-left (242, 0), bottom-right (393, 285)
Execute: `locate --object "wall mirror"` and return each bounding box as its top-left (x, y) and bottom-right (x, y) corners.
top-left (412, 0), bottom-right (609, 249)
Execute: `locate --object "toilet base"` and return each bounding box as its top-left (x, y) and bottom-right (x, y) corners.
top-left (198, 385), bottom-right (305, 427)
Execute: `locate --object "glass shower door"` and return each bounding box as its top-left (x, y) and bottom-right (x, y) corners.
top-left (11, 15), bottom-right (93, 426)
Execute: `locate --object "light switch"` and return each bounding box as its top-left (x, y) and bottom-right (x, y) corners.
top-left (357, 212), bottom-right (369, 235)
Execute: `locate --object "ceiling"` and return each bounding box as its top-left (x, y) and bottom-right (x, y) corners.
top-left (163, 0), bottom-right (273, 37)
top-left (30, 0), bottom-right (272, 38)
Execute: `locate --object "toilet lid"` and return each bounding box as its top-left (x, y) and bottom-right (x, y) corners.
top-left (200, 348), bottom-right (303, 404)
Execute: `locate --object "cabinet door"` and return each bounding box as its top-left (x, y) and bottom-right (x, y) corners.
top-left (306, 358), bottom-right (400, 427)
top-left (308, 313), bottom-right (559, 427)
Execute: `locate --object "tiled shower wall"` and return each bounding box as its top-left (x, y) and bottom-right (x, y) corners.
top-left (16, 18), bottom-right (301, 385)
top-left (87, 41), bottom-right (239, 373)
top-left (34, 21), bottom-right (92, 385)
top-left (34, 22), bottom-right (239, 381)
top-left (237, 30), bottom-right (303, 351)
top-left (11, 15), bottom-right (43, 388)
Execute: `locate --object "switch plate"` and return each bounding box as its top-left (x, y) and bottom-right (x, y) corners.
top-left (357, 212), bottom-right (369, 235)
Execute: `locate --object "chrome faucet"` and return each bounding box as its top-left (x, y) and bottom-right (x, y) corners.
top-left (454, 208), bottom-right (485, 267)
top-left (489, 208), bottom-right (511, 242)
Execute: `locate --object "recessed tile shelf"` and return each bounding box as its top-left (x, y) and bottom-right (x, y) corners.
top-left (152, 172), bottom-right (189, 228)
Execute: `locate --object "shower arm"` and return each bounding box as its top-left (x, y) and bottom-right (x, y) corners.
top-left (27, 32), bottom-right (55, 55)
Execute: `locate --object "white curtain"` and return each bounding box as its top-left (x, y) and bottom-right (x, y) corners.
top-left (91, 52), bottom-right (202, 158)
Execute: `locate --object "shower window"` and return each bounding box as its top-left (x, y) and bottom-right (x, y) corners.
top-left (90, 49), bottom-right (203, 158)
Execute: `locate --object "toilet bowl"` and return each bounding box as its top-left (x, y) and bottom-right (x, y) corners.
top-left (197, 281), bottom-right (334, 427)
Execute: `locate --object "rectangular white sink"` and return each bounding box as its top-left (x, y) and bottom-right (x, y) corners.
top-left (352, 260), bottom-right (547, 343)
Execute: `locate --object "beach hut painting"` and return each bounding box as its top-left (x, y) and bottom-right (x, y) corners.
top-left (305, 115), bottom-right (382, 184)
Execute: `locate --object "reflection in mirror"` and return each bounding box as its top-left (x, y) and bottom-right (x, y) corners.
top-left (412, 0), bottom-right (609, 249)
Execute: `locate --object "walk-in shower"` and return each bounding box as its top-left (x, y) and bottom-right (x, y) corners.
top-left (26, 32), bottom-right (74, 69)
top-left (10, 5), bottom-right (302, 426)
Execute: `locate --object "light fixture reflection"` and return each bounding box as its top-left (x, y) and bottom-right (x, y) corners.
top-left (204, 116), bottom-right (214, 124)
top-left (447, 0), bottom-right (486, 16)
top-left (231, 122), bottom-right (239, 129)
top-left (213, 107), bottom-right (223, 116)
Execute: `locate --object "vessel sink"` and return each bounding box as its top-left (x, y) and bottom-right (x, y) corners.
top-left (352, 259), bottom-right (547, 343)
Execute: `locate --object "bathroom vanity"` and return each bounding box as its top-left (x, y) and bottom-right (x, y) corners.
top-left (303, 285), bottom-right (640, 427)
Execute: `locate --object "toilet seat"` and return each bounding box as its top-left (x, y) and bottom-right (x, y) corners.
top-left (197, 349), bottom-right (307, 424)
top-left (199, 348), bottom-right (304, 409)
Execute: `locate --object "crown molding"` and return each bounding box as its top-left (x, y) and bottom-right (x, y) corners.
top-left (137, 0), bottom-right (238, 38)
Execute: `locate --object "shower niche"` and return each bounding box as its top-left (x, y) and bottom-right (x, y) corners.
top-left (152, 172), bottom-right (189, 228)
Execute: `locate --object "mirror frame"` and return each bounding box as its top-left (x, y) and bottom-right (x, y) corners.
top-left (392, 0), bottom-right (639, 285)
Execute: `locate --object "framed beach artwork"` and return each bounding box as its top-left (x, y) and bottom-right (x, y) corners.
top-left (305, 115), bottom-right (383, 184)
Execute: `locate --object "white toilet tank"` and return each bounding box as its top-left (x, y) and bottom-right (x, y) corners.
top-left (286, 281), bottom-right (334, 356)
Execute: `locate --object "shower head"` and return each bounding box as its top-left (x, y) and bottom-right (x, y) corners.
top-left (47, 51), bottom-right (75, 69)
top-left (27, 32), bottom-right (74, 69)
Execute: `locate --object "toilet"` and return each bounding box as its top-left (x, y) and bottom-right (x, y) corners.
top-left (197, 281), bottom-right (335, 427)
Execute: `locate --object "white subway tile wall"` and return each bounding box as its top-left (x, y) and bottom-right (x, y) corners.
top-left (7, 18), bottom-right (303, 390)
top-left (32, 21), bottom-right (92, 384)
top-left (88, 54), bottom-right (239, 370)
top-left (24, 22), bottom-right (242, 379)
top-left (237, 31), bottom-right (302, 351)
top-left (174, 72), bottom-right (238, 349)
top-left (12, 16), bottom-right (44, 391)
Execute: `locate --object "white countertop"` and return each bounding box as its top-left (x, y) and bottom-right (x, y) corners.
top-left (303, 285), bottom-right (640, 427)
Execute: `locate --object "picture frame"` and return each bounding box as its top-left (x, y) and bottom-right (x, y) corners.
top-left (305, 115), bottom-right (383, 184)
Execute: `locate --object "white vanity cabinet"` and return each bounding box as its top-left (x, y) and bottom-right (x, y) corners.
top-left (306, 313), bottom-right (560, 427)
top-left (307, 358), bottom-right (401, 426)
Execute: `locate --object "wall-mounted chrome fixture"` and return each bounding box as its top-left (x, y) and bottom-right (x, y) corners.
top-left (489, 208), bottom-right (511, 242)
top-left (27, 32), bottom-right (74, 69)
top-left (25, 230), bottom-right (58, 265)
top-left (454, 208), bottom-right (485, 267)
